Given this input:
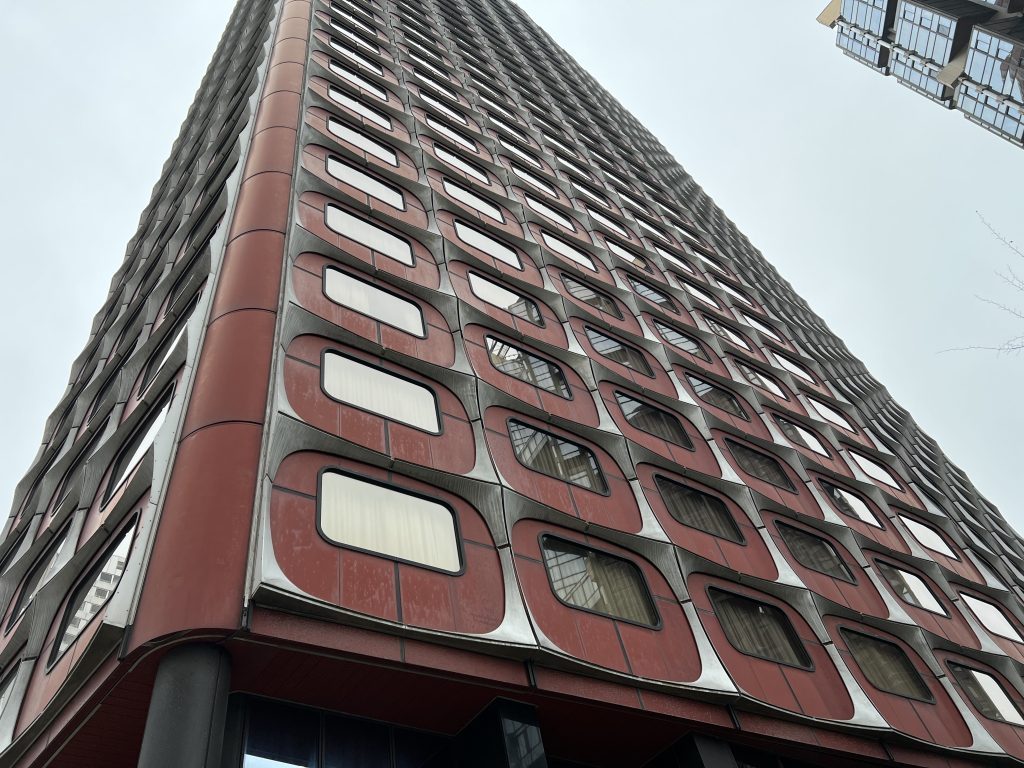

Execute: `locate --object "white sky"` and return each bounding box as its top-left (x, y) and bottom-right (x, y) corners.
top-left (1, 2), bottom-right (1021, 531)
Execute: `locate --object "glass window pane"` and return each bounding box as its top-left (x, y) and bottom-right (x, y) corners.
top-left (842, 629), bottom-right (932, 701)
top-left (585, 327), bottom-right (653, 376)
top-left (818, 479), bottom-right (882, 527)
top-left (687, 375), bottom-right (748, 419)
top-left (774, 415), bottom-right (829, 456)
top-left (561, 274), bottom-right (621, 318)
top-left (850, 451), bottom-right (901, 488)
top-left (442, 178), bottom-right (504, 221)
top-left (508, 420), bottom-right (607, 493)
top-left (468, 273), bottom-right (542, 324)
top-left (434, 143), bottom-right (489, 184)
top-left (329, 86), bottom-right (392, 127)
top-left (656, 475), bottom-right (742, 542)
top-left (726, 439), bottom-right (795, 491)
top-left (541, 537), bottom-right (658, 626)
top-left (324, 268), bottom-right (425, 337)
top-left (104, 393), bottom-right (173, 505)
top-left (655, 321), bottom-right (709, 361)
top-left (778, 523), bottom-right (854, 581)
top-left (486, 337), bottom-right (570, 398)
top-left (8, 526), bottom-right (72, 628)
top-left (899, 515), bottom-right (957, 558)
top-left (615, 391), bottom-right (692, 448)
top-left (949, 663), bottom-right (1024, 726)
top-left (326, 157), bottom-right (405, 209)
top-left (527, 196), bottom-right (576, 230)
top-left (962, 594), bottom-right (1024, 643)
top-left (53, 520), bottom-right (137, 660)
top-left (322, 352), bottom-right (439, 432)
top-left (541, 231), bottom-right (594, 270)
top-left (323, 713), bottom-right (391, 767)
top-left (710, 589), bottom-right (811, 668)
top-left (808, 397), bottom-right (855, 431)
top-left (454, 220), bottom-right (521, 269)
top-left (326, 206), bottom-right (413, 266)
top-left (736, 361), bottom-right (787, 399)
top-left (627, 276), bottom-right (676, 312)
top-left (876, 561), bottom-right (947, 615)
top-left (319, 471), bottom-right (461, 572)
top-left (244, 699), bottom-right (319, 768)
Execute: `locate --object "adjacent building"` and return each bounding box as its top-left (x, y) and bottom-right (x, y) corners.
top-left (819, 0), bottom-right (1024, 145)
top-left (2, 0), bottom-right (1024, 765)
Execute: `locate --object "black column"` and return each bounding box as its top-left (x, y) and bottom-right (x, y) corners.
top-left (455, 699), bottom-right (549, 768)
top-left (137, 643), bottom-right (232, 768)
top-left (646, 734), bottom-right (740, 768)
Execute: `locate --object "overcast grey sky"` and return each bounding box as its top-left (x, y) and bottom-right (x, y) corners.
top-left (1, 2), bottom-right (1021, 530)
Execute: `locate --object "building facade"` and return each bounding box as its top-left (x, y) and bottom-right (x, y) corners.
top-left (819, 0), bottom-right (1024, 146)
top-left (2, 0), bottom-right (1024, 765)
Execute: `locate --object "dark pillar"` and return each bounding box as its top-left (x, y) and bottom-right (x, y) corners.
top-left (646, 734), bottom-right (740, 768)
top-left (455, 699), bottom-right (549, 768)
top-left (137, 643), bottom-right (231, 768)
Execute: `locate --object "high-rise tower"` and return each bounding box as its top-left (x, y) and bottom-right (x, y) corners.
top-left (2, 1), bottom-right (1024, 766)
top-left (818, 0), bottom-right (1024, 147)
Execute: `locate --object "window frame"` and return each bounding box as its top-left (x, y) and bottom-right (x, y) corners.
top-left (47, 516), bottom-right (139, 668)
top-left (506, 418), bottom-right (610, 495)
top-left (315, 467), bottom-right (464, 575)
top-left (839, 627), bottom-right (935, 703)
top-left (708, 587), bottom-right (814, 670)
top-left (539, 534), bottom-right (661, 629)
top-left (320, 350), bottom-right (443, 434)
top-left (321, 265), bottom-right (427, 338)
top-left (776, 521), bottom-right (856, 584)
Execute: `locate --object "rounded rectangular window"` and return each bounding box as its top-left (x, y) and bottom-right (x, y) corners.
top-left (615, 392), bottom-right (692, 449)
top-left (541, 232), bottom-right (594, 271)
top-left (508, 420), bottom-right (607, 493)
top-left (949, 662), bottom-right (1024, 725)
top-left (326, 156), bottom-right (405, 209)
top-left (329, 62), bottom-right (387, 101)
top-left (627, 276), bottom-right (676, 313)
top-left (655, 321), bottom-right (710, 362)
top-left (329, 126), bottom-right (393, 165)
top-left (656, 476), bottom-right (742, 542)
top-left (899, 515), bottom-right (957, 559)
top-left (435, 143), bottom-right (489, 184)
top-left (841, 629), bottom-right (933, 701)
top-left (319, 471), bottom-right (461, 572)
top-left (585, 327), bottom-right (653, 376)
top-left (962, 594), bottom-right (1024, 643)
top-left (469, 273), bottom-right (542, 324)
top-left (324, 268), bottom-right (425, 337)
top-left (454, 220), bottom-right (521, 268)
top-left (103, 390), bottom-right (174, 506)
top-left (774, 415), bottom-right (828, 456)
top-left (818, 479), bottom-right (882, 527)
top-left (527, 196), bottom-right (575, 230)
top-left (329, 86), bottom-right (392, 128)
top-left (322, 352), bottom-right (440, 433)
top-left (426, 114), bottom-right (476, 151)
top-left (777, 523), bottom-right (854, 582)
top-left (726, 439), bottom-right (795, 492)
top-left (486, 337), bottom-right (570, 398)
top-left (808, 397), bottom-right (856, 431)
top-left (849, 450), bottom-right (902, 488)
top-left (541, 536), bottom-right (658, 626)
top-left (326, 206), bottom-right (413, 266)
top-left (51, 519), bottom-right (137, 664)
top-left (562, 274), bottom-right (620, 318)
top-left (737, 361), bottom-right (786, 399)
top-left (709, 589), bottom-right (811, 668)
top-left (442, 178), bottom-right (504, 222)
top-left (688, 375), bottom-right (748, 420)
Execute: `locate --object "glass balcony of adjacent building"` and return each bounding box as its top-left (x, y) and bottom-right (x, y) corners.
top-left (829, 0), bottom-right (897, 69)
top-left (957, 17), bottom-right (1024, 143)
top-left (890, 0), bottom-right (996, 103)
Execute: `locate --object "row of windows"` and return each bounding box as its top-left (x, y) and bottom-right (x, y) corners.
top-left (310, 466), bottom-right (1024, 722)
top-left (302, 335), bottom-right (969, 590)
top-left (382, 0), bottom-right (1012, 597)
